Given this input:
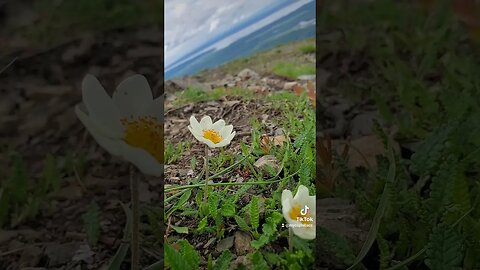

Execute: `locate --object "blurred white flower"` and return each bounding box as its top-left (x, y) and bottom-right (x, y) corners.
top-left (188, 115), bottom-right (235, 148)
top-left (75, 74), bottom-right (163, 176)
top-left (282, 185), bottom-right (316, 240)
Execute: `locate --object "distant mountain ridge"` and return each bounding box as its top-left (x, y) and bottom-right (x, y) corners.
top-left (165, 0), bottom-right (315, 80)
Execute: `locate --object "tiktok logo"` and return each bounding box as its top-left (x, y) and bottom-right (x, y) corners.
top-left (300, 205), bottom-right (309, 216)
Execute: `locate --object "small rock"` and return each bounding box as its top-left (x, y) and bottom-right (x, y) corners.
top-left (297, 74), bottom-right (316, 81)
top-left (234, 231), bottom-right (254, 255)
top-left (254, 155), bottom-right (282, 177)
top-left (231, 255), bottom-right (252, 269)
top-left (216, 236), bottom-right (234, 252)
top-left (72, 244), bottom-right (95, 264)
top-left (139, 181), bottom-right (156, 203)
top-left (274, 128), bottom-right (284, 136)
top-left (283, 81), bottom-right (298, 90)
top-left (237, 68), bottom-right (259, 80)
top-left (349, 111), bottom-right (384, 139)
top-left (45, 242), bottom-right (82, 266)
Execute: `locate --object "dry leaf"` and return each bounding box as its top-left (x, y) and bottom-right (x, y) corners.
top-left (292, 83), bottom-right (316, 107)
top-left (260, 134), bottom-right (287, 153)
top-left (306, 81), bottom-right (316, 107)
top-left (333, 135), bottom-right (400, 171)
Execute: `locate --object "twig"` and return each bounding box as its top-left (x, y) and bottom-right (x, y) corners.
top-left (203, 144), bottom-right (210, 203)
top-left (0, 57), bottom-right (17, 75)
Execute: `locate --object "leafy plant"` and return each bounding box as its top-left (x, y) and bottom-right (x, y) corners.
top-left (83, 201), bottom-right (102, 246)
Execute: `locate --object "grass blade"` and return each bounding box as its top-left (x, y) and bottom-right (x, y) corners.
top-left (107, 202), bottom-right (132, 270)
top-left (347, 145), bottom-right (396, 270)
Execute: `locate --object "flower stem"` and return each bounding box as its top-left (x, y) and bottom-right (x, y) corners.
top-left (204, 144), bottom-right (209, 203)
top-left (130, 165), bottom-right (140, 270)
top-left (165, 170), bottom-right (299, 193)
top-left (167, 179), bottom-right (283, 192)
top-left (288, 227), bottom-right (293, 252)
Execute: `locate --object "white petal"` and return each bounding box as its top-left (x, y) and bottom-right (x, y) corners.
top-left (188, 126), bottom-right (205, 141)
top-left (220, 124), bottom-right (234, 138)
top-left (223, 131), bottom-right (236, 144)
top-left (211, 119), bottom-right (225, 131)
top-left (75, 105), bottom-right (123, 156)
top-left (141, 96), bottom-right (163, 121)
top-left (214, 132), bottom-right (235, 148)
top-left (189, 115), bottom-right (202, 133)
top-left (281, 189), bottom-right (294, 220)
top-left (294, 185), bottom-right (311, 201)
top-left (292, 225), bottom-right (316, 240)
top-left (82, 74), bottom-right (124, 137)
top-left (200, 116), bottom-right (213, 129)
top-left (120, 142), bottom-right (163, 177)
top-left (113, 74), bottom-right (153, 117)
top-left (198, 136), bottom-right (216, 148)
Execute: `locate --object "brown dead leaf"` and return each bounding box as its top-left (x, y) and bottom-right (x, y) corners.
top-left (306, 81), bottom-right (316, 107)
top-left (260, 134), bottom-right (287, 153)
top-left (292, 84), bottom-right (304, 96)
top-left (292, 82), bottom-right (316, 107)
top-left (334, 135), bottom-right (400, 170)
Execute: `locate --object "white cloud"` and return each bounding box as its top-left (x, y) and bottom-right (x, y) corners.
top-left (164, 0), bottom-right (278, 67)
top-left (209, 19), bottom-right (219, 32)
top-left (173, 3), bottom-right (187, 17)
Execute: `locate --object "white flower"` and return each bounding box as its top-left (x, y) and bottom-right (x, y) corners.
top-left (188, 115), bottom-right (235, 148)
top-left (75, 74), bottom-right (163, 176)
top-left (282, 185), bottom-right (316, 240)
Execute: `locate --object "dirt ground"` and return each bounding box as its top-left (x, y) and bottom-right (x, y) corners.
top-left (0, 25), bottom-right (163, 269)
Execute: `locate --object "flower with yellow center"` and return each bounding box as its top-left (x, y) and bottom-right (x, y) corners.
top-left (188, 115), bottom-right (235, 148)
top-left (282, 185), bottom-right (316, 240)
top-left (75, 74), bottom-right (163, 176)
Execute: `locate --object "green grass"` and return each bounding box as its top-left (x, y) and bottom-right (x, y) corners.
top-left (272, 63), bottom-right (315, 79)
top-left (163, 89), bottom-right (316, 269)
top-left (194, 38), bottom-right (316, 81)
top-left (299, 44), bottom-right (316, 54)
top-left (0, 151), bottom-right (86, 228)
top-left (172, 87), bottom-right (255, 107)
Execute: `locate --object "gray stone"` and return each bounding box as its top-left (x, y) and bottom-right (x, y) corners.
top-left (237, 68), bottom-right (259, 80)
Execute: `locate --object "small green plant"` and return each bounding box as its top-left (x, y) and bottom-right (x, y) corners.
top-left (83, 201), bottom-right (102, 247)
top-left (165, 240), bottom-right (201, 270)
top-left (299, 44), bottom-right (316, 54)
top-left (0, 152), bottom-right (66, 228)
top-left (165, 141), bottom-right (191, 164)
top-left (272, 63), bottom-right (315, 79)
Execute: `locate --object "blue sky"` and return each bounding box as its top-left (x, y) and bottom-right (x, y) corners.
top-left (164, 0), bottom-right (312, 69)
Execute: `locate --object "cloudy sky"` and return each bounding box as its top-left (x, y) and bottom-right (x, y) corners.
top-left (164, 0), bottom-right (279, 68)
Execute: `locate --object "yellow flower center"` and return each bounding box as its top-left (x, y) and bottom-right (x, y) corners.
top-left (121, 116), bottom-right (163, 163)
top-left (288, 203), bottom-right (313, 225)
top-left (202, 129), bottom-right (223, 144)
